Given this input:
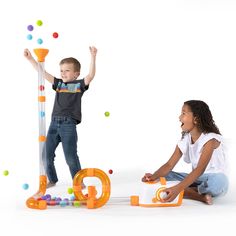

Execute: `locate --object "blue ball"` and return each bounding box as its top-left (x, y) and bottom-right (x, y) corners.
top-left (27, 34), bottom-right (33, 40)
top-left (37, 38), bottom-right (43, 45)
top-left (59, 201), bottom-right (67, 207)
top-left (39, 111), bottom-right (45, 117)
top-left (22, 183), bottom-right (29, 190)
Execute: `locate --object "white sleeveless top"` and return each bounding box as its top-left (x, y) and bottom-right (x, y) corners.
top-left (178, 133), bottom-right (227, 174)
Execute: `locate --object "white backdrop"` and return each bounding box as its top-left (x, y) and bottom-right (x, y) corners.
top-left (0, 0), bottom-right (236, 235)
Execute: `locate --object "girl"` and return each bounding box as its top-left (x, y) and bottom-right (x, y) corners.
top-left (142, 100), bottom-right (228, 205)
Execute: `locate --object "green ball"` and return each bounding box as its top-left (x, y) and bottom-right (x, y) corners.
top-left (104, 111), bottom-right (110, 117)
top-left (36, 20), bottom-right (43, 26)
top-left (3, 170), bottom-right (9, 176)
top-left (67, 187), bottom-right (73, 194)
top-left (73, 201), bottom-right (81, 207)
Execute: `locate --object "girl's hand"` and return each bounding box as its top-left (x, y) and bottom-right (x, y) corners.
top-left (142, 173), bottom-right (157, 182)
top-left (161, 185), bottom-right (181, 202)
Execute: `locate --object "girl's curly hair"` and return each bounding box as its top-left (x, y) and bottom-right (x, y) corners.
top-left (181, 100), bottom-right (221, 139)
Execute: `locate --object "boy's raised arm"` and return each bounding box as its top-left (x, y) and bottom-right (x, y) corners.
top-left (84, 46), bottom-right (97, 86)
top-left (24, 48), bottom-right (54, 84)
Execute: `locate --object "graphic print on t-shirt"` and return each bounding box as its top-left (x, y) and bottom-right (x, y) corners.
top-left (56, 81), bottom-right (81, 93)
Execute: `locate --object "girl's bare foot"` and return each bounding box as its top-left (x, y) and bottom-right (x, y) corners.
top-left (203, 194), bottom-right (213, 205)
top-left (184, 187), bottom-right (213, 205)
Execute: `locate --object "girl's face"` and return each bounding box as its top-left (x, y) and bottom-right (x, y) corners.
top-left (179, 104), bottom-right (198, 133)
top-left (60, 63), bottom-right (80, 83)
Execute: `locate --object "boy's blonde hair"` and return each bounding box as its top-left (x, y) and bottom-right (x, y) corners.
top-left (59, 57), bottom-right (81, 72)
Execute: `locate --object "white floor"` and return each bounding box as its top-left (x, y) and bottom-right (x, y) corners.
top-left (1, 169), bottom-right (236, 235)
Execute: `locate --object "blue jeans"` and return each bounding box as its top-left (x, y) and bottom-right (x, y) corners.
top-left (165, 171), bottom-right (229, 197)
top-left (44, 116), bottom-right (81, 183)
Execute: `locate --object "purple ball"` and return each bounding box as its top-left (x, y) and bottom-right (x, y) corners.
top-left (27, 25), bottom-right (34, 31)
top-left (41, 195), bottom-right (47, 200)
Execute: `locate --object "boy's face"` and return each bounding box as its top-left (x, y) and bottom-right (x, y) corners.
top-left (60, 63), bottom-right (80, 83)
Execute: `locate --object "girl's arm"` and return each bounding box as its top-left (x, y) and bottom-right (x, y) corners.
top-left (162, 139), bottom-right (217, 202)
top-left (142, 145), bottom-right (182, 182)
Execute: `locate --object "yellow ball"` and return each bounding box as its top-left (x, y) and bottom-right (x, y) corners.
top-left (3, 170), bottom-right (9, 176)
top-left (104, 111), bottom-right (110, 117)
top-left (67, 187), bottom-right (73, 194)
top-left (73, 201), bottom-right (81, 207)
top-left (36, 20), bottom-right (43, 26)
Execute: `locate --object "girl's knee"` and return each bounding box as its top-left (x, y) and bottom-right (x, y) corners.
top-left (200, 173), bottom-right (229, 197)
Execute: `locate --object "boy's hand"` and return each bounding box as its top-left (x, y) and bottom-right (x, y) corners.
top-left (24, 49), bottom-right (33, 60)
top-left (89, 46), bottom-right (97, 56)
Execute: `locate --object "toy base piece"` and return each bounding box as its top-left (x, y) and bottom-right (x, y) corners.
top-left (132, 177), bottom-right (184, 207)
top-left (26, 197), bottom-right (47, 210)
top-left (26, 175), bottom-right (47, 210)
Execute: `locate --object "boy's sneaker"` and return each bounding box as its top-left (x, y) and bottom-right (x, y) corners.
top-left (47, 182), bottom-right (56, 188)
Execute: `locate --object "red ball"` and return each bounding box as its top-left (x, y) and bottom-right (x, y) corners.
top-left (39, 85), bottom-right (44, 91)
top-left (108, 169), bottom-right (113, 174)
top-left (53, 32), bottom-right (59, 38)
top-left (48, 200), bottom-right (57, 206)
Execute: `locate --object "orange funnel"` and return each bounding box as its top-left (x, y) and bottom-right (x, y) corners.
top-left (34, 48), bottom-right (49, 62)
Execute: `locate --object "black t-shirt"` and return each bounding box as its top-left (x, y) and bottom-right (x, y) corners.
top-left (51, 78), bottom-right (89, 124)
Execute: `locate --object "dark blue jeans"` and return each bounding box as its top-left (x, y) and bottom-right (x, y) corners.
top-left (44, 116), bottom-right (81, 183)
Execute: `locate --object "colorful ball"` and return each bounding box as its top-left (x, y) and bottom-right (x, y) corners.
top-left (48, 200), bottom-right (56, 206)
top-left (42, 194), bottom-right (51, 201)
top-left (52, 32), bottom-right (59, 38)
top-left (104, 111), bottom-right (110, 117)
top-left (37, 38), bottom-right (43, 45)
top-left (39, 85), bottom-right (44, 91)
top-left (108, 169), bottom-right (113, 174)
top-left (59, 200), bottom-right (67, 207)
top-left (36, 20), bottom-right (43, 26)
top-left (3, 170), bottom-right (9, 176)
top-left (27, 25), bottom-right (34, 31)
top-left (39, 111), bottom-right (45, 117)
top-left (73, 201), bottom-right (81, 207)
top-left (67, 187), bottom-right (73, 194)
top-left (22, 183), bottom-right (29, 190)
top-left (27, 34), bottom-right (33, 40)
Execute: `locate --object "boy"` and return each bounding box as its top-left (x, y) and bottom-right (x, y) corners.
top-left (24, 46), bottom-right (97, 187)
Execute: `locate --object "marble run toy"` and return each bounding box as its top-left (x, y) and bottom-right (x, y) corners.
top-left (26, 48), bottom-right (49, 210)
top-left (25, 47), bottom-right (111, 210)
top-left (131, 177), bottom-right (184, 207)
